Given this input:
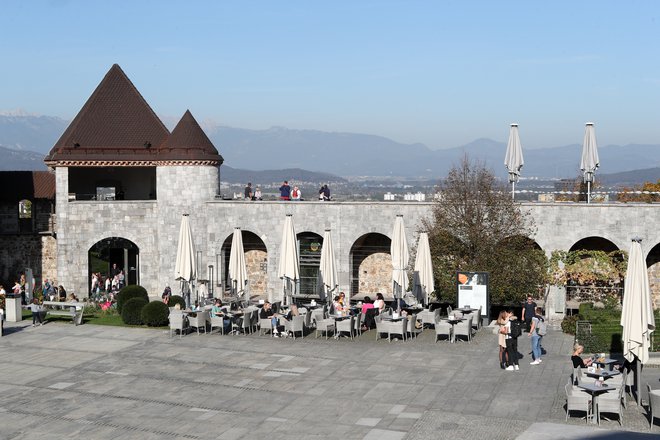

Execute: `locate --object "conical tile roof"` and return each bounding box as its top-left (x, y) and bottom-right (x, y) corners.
top-left (46, 64), bottom-right (169, 164)
top-left (160, 110), bottom-right (223, 163)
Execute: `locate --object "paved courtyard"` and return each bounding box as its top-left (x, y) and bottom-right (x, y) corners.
top-left (1, 319), bottom-right (659, 440)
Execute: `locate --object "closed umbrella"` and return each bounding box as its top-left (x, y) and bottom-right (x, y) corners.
top-left (620, 238), bottom-right (655, 404)
top-left (318, 229), bottom-right (339, 302)
top-left (174, 214), bottom-right (196, 308)
top-left (391, 215), bottom-right (409, 313)
top-left (580, 122), bottom-right (599, 203)
top-left (504, 123), bottom-right (524, 200)
top-left (228, 227), bottom-right (248, 303)
top-left (413, 232), bottom-right (434, 306)
top-left (277, 214), bottom-right (299, 305)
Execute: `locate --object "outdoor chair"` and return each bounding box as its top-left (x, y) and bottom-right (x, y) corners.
top-left (446, 305), bottom-right (453, 317)
top-left (565, 382), bottom-right (591, 422)
top-left (454, 317), bottom-right (473, 342)
top-left (187, 311), bottom-right (208, 335)
top-left (419, 309), bottom-right (438, 328)
top-left (310, 305), bottom-right (326, 327)
top-left (646, 383), bottom-right (660, 430)
top-left (234, 310), bottom-right (253, 335)
top-left (336, 315), bottom-right (355, 340)
top-left (596, 382), bottom-right (624, 426)
top-left (572, 367), bottom-right (583, 386)
top-left (303, 309), bottom-right (314, 330)
top-left (383, 317), bottom-right (407, 342)
top-left (407, 313), bottom-right (422, 339)
top-left (168, 312), bottom-right (187, 339)
top-left (210, 315), bottom-right (228, 335)
top-left (472, 307), bottom-right (482, 330)
top-left (375, 315), bottom-right (387, 341)
top-left (434, 317), bottom-right (452, 342)
top-left (284, 315), bottom-right (305, 339)
top-left (607, 369), bottom-right (628, 408)
top-left (259, 315), bottom-right (275, 336)
top-left (353, 312), bottom-right (363, 336)
top-left (315, 316), bottom-right (336, 339)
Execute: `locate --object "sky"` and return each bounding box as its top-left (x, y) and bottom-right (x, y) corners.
top-left (2, 0), bottom-right (660, 149)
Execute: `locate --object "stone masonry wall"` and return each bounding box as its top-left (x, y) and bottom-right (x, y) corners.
top-left (0, 235), bottom-right (56, 288)
top-left (358, 252), bottom-right (393, 295)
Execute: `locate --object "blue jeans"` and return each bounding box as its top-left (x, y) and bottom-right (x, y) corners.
top-left (531, 333), bottom-right (542, 360)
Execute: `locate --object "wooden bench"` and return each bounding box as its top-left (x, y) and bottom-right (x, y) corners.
top-left (41, 301), bottom-right (85, 325)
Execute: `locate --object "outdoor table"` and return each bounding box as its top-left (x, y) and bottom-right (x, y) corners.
top-left (328, 314), bottom-right (350, 321)
top-left (577, 383), bottom-right (615, 424)
top-left (445, 318), bottom-right (464, 343)
top-left (457, 307), bottom-right (478, 315)
top-left (593, 358), bottom-right (618, 371)
top-left (584, 369), bottom-right (620, 380)
top-left (382, 316), bottom-right (406, 322)
top-left (302, 303), bottom-right (320, 309)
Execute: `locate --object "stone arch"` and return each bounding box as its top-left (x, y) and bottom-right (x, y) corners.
top-left (646, 242), bottom-right (660, 310)
top-left (569, 236), bottom-right (619, 253)
top-left (88, 237), bottom-right (139, 293)
top-left (349, 232), bottom-right (392, 297)
top-left (297, 231), bottom-right (323, 295)
top-left (220, 230), bottom-right (268, 297)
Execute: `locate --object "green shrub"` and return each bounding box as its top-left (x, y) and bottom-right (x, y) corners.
top-left (116, 285), bottom-right (148, 313)
top-left (168, 295), bottom-right (185, 309)
top-left (561, 314), bottom-right (580, 335)
top-left (141, 300), bottom-right (169, 327)
top-left (121, 297), bottom-right (148, 325)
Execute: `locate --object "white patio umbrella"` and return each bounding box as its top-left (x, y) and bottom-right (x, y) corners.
top-left (228, 227), bottom-right (248, 303)
top-left (277, 214), bottom-right (299, 305)
top-left (413, 232), bottom-right (434, 306)
top-left (504, 123), bottom-right (524, 200)
top-left (620, 238), bottom-right (656, 404)
top-left (391, 215), bottom-right (409, 313)
top-left (174, 214), bottom-right (196, 308)
top-left (318, 229), bottom-right (339, 303)
top-left (580, 122), bottom-right (599, 204)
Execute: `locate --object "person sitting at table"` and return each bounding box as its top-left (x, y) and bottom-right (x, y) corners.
top-left (360, 297), bottom-right (375, 331)
top-left (283, 304), bottom-right (300, 321)
top-left (373, 293), bottom-right (386, 313)
top-left (332, 295), bottom-right (346, 315)
top-left (211, 299), bottom-right (232, 334)
top-left (572, 343), bottom-right (594, 368)
top-left (260, 301), bottom-right (281, 337)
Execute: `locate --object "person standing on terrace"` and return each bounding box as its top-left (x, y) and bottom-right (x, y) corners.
top-left (279, 181), bottom-right (291, 200)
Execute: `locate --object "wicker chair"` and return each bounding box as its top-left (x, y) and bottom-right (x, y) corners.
top-left (407, 313), bottom-right (422, 339)
top-left (187, 311), bottom-right (209, 335)
top-left (168, 312), bottom-right (187, 338)
top-left (336, 315), bottom-right (355, 340)
top-left (315, 316), bottom-right (336, 339)
top-left (565, 382), bottom-right (591, 422)
top-left (596, 383), bottom-right (624, 426)
top-left (454, 317), bottom-right (473, 343)
top-left (210, 314), bottom-right (229, 335)
top-left (647, 383), bottom-right (660, 430)
top-left (284, 315), bottom-right (305, 339)
top-left (434, 317), bottom-right (452, 342)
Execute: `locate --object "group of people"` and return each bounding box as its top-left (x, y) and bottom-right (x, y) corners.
top-left (89, 263), bottom-right (126, 298)
top-left (497, 296), bottom-right (546, 371)
top-left (244, 183), bottom-right (263, 201)
top-left (278, 181), bottom-right (303, 201)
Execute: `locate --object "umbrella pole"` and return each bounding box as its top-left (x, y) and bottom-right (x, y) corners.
top-left (587, 181), bottom-right (591, 204)
top-left (512, 181), bottom-right (515, 200)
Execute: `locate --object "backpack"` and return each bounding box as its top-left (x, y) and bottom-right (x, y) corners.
top-left (535, 316), bottom-right (547, 336)
top-left (509, 319), bottom-right (523, 338)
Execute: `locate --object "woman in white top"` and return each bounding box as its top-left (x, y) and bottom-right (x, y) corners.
top-left (373, 292), bottom-right (385, 312)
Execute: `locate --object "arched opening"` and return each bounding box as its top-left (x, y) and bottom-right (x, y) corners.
top-left (297, 232), bottom-right (323, 296)
top-left (646, 243), bottom-right (660, 310)
top-left (350, 233), bottom-right (391, 296)
top-left (220, 230), bottom-right (267, 297)
top-left (88, 237), bottom-right (139, 294)
top-left (569, 236), bottom-right (619, 253)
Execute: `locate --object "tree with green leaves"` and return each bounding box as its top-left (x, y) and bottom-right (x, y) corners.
top-left (422, 156), bottom-right (548, 305)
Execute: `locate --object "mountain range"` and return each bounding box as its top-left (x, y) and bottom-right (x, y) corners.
top-left (1, 113), bottom-right (660, 183)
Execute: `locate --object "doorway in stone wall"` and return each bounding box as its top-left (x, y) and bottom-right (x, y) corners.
top-left (88, 237), bottom-right (139, 294)
top-left (220, 230), bottom-right (267, 298)
top-left (349, 233), bottom-right (392, 297)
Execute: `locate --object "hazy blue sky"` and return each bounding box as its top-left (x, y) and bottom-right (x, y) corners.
top-left (2, 0), bottom-right (660, 149)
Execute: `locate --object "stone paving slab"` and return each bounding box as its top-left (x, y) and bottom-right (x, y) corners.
top-left (1, 320), bottom-right (659, 439)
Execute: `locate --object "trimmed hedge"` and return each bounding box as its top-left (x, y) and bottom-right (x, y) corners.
top-left (116, 285), bottom-right (149, 313)
top-left (141, 300), bottom-right (170, 327)
top-left (121, 297), bottom-right (148, 325)
top-left (168, 295), bottom-right (186, 309)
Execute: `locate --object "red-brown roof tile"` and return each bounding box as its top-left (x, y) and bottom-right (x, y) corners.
top-left (0, 171), bottom-right (55, 201)
top-left (45, 64), bottom-right (170, 163)
top-left (159, 110), bottom-right (223, 163)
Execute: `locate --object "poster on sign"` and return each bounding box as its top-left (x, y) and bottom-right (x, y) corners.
top-left (456, 272), bottom-right (489, 319)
